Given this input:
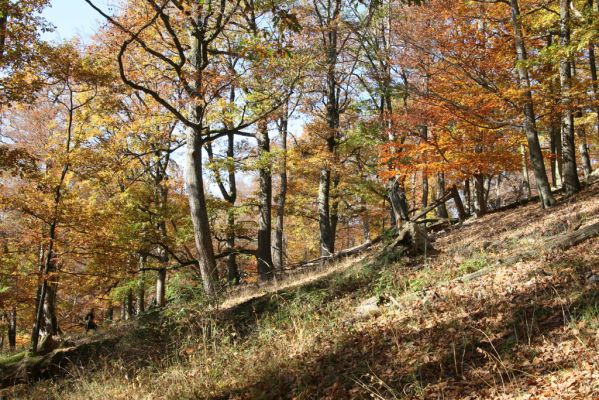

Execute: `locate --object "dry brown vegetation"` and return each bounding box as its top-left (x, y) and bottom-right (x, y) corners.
top-left (4, 181), bottom-right (599, 400)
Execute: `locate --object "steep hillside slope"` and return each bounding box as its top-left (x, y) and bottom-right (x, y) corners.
top-left (6, 181), bottom-right (599, 399)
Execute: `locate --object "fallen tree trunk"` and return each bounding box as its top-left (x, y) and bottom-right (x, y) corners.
top-left (412, 191), bottom-right (453, 222)
top-left (293, 236), bottom-right (382, 269)
top-left (544, 221), bottom-right (599, 251)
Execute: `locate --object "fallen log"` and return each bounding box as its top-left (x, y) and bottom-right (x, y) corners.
top-left (291, 236), bottom-right (382, 269)
top-left (544, 221), bottom-right (599, 251)
top-left (411, 191), bottom-right (453, 222)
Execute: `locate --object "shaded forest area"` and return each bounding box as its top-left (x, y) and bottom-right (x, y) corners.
top-left (0, 0), bottom-right (599, 398)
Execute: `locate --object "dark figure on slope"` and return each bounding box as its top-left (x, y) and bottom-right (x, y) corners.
top-left (84, 309), bottom-right (97, 333)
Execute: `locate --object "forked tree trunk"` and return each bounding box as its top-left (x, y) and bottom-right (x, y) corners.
top-left (509, 0), bottom-right (555, 208)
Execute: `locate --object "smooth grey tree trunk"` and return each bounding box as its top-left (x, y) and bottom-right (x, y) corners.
top-left (185, 14), bottom-right (218, 296)
top-left (509, 0), bottom-right (556, 208)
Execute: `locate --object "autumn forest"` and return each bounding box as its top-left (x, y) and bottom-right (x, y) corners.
top-left (1, 0), bottom-right (599, 398)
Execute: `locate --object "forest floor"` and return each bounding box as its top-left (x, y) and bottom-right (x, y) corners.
top-left (5, 179), bottom-right (599, 399)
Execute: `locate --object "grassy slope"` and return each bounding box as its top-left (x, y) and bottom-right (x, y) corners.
top-left (8, 181), bottom-right (599, 400)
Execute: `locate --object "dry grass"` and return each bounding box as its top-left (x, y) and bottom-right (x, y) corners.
top-left (7, 180), bottom-right (599, 400)
top-left (219, 253), bottom-right (368, 309)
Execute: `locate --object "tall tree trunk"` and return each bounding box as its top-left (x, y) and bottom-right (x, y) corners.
top-left (420, 126), bottom-right (429, 209)
top-left (155, 268), bottom-right (167, 308)
top-left (435, 172), bottom-right (449, 219)
top-left (318, 0), bottom-right (341, 256)
top-left (572, 58), bottom-right (593, 179)
top-left (361, 197), bottom-right (371, 241)
top-left (273, 110), bottom-right (288, 270)
top-left (186, 128), bottom-right (218, 296)
top-left (588, 0), bottom-right (599, 141)
top-left (388, 178), bottom-right (410, 228)
top-left (550, 120), bottom-right (563, 187)
top-left (548, 35), bottom-right (564, 188)
top-left (105, 304), bottom-right (113, 322)
top-left (137, 257), bottom-right (145, 315)
top-left (318, 167), bottom-right (333, 255)
top-left (474, 174), bottom-right (487, 217)
top-left (495, 174), bottom-right (502, 208)
top-left (330, 175), bottom-right (340, 252)
top-left (464, 179), bottom-right (472, 214)
top-left (256, 120), bottom-right (274, 279)
top-left (7, 307), bottom-right (16, 351)
top-left (226, 211), bottom-right (239, 284)
top-left (579, 129), bottom-right (592, 179)
top-left (125, 289), bottom-right (134, 320)
top-left (559, 0), bottom-right (581, 195)
top-left (156, 181), bottom-right (169, 307)
top-left (186, 17), bottom-right (218, 296)
top-left (207, 128), bottom-right (239, 284)
top-left (43, 277), bottom-right (59, 337)
top-left (509, 0), bottom-right (556, 208)
top-left (0, 0), bottom-right (7, 60)
top-left (520, 144), bottom-right (533, 198)
top-left (451, 186), bottom-right (467, 221)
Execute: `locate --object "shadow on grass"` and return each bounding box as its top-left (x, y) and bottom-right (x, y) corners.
top-left (211, 255), bottom-right (598, 400)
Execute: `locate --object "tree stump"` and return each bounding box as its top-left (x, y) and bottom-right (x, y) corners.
top-left (390, 222), bottom-right (430, 255)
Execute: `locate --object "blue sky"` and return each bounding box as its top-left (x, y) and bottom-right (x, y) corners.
top-left (42, 0), bottom-right (107, 42)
